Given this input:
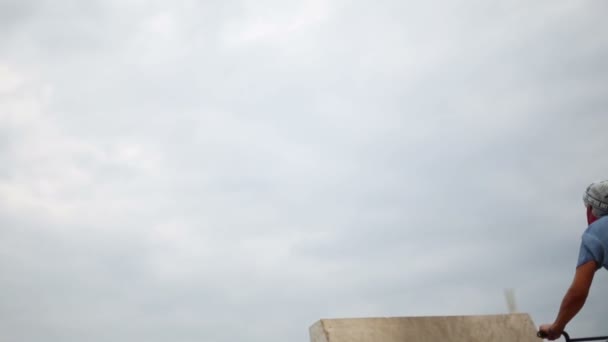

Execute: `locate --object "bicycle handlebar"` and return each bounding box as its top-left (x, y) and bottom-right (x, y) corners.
top-left (537, 331), bottom-right (608, 341)
top-left (537, 331), bottom-right (571, 341)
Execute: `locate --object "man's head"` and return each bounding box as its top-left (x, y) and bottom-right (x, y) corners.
top-left (583, 180), bottom-right (608, 224)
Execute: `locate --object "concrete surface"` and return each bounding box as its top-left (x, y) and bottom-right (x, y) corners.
top-left (310, 313), bottom-right (539, 342)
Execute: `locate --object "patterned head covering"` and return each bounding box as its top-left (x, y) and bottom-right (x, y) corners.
top-left (583, 180), bottom-right (608, 218)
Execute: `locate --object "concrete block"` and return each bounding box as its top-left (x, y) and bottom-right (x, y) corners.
top-left (309, 313), bottom-right (538, 342)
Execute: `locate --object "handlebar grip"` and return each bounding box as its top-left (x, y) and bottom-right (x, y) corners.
top-left (536, 331), bottom-right (571, 341)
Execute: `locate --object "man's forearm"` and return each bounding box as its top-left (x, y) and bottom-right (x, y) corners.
top-left (553, 287), bottom-right (589, 330)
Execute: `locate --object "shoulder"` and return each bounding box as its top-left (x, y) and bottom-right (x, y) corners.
top-left (585, 216), bottom-right (608, 239)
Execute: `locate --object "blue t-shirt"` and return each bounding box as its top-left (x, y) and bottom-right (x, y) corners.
top-left (577, 216), bottom-right (608, 269)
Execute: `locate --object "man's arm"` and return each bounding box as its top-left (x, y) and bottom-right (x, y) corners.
top-left (538, 260), bottom-right (597, 340)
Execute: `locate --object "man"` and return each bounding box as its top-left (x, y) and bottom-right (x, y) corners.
top-left (538, 180), bottom-right (608, 340)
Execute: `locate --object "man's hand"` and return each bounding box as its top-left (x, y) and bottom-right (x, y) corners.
top-left (538, 324), bottom-right (563, 340)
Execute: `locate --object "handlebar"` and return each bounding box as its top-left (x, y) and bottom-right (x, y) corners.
top-left (537, 331), bottom-right (571, 341)
top-left (537, 331), bottom-right (608, 341)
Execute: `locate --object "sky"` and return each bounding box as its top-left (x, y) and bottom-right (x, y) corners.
top-left (1, 0), bottom-right (607, 341)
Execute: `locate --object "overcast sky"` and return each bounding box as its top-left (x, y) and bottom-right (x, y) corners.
top-left (1, 0), bottom-right (608, 341)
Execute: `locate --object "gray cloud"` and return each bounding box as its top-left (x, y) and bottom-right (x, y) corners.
top-left (1, 0), bottom-right (608, 341)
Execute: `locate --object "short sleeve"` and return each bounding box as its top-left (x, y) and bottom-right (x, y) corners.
top-left (577, 232), bottom-right (604, 268)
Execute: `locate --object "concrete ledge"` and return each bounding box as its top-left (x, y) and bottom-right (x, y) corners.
top-left (309, 313), bottom-right (538, 342)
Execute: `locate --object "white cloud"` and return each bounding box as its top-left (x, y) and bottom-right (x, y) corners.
top-left (222, 0), bottom-right (331, 47)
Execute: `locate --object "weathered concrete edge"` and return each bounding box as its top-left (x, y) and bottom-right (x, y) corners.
top-left (309, 319), bottom-right (329, 342)
top-left (308, 313), bottom-right (538, 341)
top-left (311, 312), bottom-right (534, 322)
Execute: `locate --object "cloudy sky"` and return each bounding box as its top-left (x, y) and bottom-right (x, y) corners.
top-left (1, 0), bottom-right (608, 341)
